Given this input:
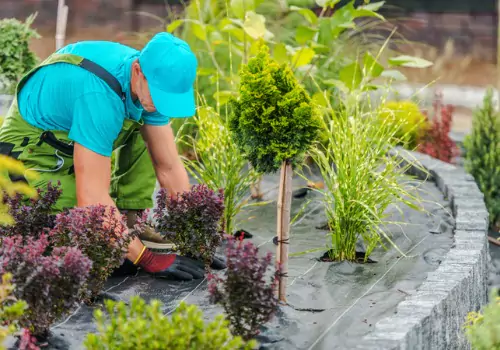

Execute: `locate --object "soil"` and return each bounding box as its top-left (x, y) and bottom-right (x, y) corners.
top-left (5, 169), bottom-right (454, 350)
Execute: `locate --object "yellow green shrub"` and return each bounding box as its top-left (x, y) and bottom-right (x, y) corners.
top-left (378, 100), bottom-right (429, 149)
top-left (0, 273), bottom-right (28, 349)
top-left (463, 290), bottom-right (500, 350)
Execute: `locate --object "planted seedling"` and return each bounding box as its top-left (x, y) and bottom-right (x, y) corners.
top-left (0, 234), bottom-right (91, 342)
top-left (305, 48), bottom-right (424, 262)
top-left (229, 42), bottom-right (321, 301)
top-left (208, 236), bottom-right (281, 341)
top-left (50, 205), bottom-right (134, 303)
top-left (154, 184), bottom-right (225, 267)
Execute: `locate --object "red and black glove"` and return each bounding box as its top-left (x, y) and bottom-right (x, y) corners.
top-left (134, 248), bottom-right (205, 281)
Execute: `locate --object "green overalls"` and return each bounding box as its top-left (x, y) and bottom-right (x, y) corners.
top-left (0, 53), bottom-right (157, 212)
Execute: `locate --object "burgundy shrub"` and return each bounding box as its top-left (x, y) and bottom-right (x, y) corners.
top-left (49, 205), bottom-right (134, 301)
top-left (0, 234), bottom-right (92, 338)
top-left (154, 184), bottom-right (225, 266)
top-left (207, 236), bottom-right (281, 340)
top-left (418, 93), bottom-right (460, 163)
top-left (0, 181), bottom-right (62, 239)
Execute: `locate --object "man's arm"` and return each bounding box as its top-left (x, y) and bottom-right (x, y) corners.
top-left (74, 143), bottom-right (115, 207)
top-left (73, 143), bottom-right (145, 260)
top-left (140, 123), bottom-right (191, 195)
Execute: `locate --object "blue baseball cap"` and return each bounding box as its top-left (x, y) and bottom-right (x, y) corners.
top-left (139, 32), bottom-right (198, 117)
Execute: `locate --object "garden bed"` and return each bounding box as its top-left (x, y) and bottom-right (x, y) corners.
top-left (5, 151), bottom-right (473, 350)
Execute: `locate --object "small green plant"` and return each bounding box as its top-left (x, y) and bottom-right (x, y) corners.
top-left (179, 100), bottom-right (264, 236)
top-left (377, 100), bottom-right (429, 150)
top-left (0, 273), bottom-right (27, 350)
top-left (229, 42), bottom-right (321, 301)
top-left (463, 290), bottom-right (500, 350)
top-left (464, 87), bottom-right (500, 231)
top-left (84, 296), bottom-right (256, 350)
top-left (0, 14), bottom-right (40, 94)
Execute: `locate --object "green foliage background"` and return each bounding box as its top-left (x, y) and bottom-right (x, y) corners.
top-left (0, 14), bottom-right (40, 95)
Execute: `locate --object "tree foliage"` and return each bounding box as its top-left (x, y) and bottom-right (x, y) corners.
top-left (464, 87), bottom-right (500, 231)
top-left (229, 42), bottom-right (321, 173)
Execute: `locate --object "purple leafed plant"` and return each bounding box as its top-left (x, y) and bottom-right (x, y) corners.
top-left (154, 184), bottom-right (225, 266)
top-left (0, 181), bottom-right (62, 239)
top-left (207, 236), bottom-right (281, 340)
top-left (49, 205), bottom-right (134, 302)
top-left (0, 234), bottom-right (92, 339)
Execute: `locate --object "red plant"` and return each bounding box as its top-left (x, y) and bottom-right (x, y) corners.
top-left (417, 92), bottom-right (460, 163)
top-left (207, 236), bottom-right (281, 340)
top-left (154, 184), bottom-right (225, 267)
top-left (49, 205), bottom-right (134, 301)
top-left (0, 234), bottom-right (92, 339)
top-left (0, 181), bottom-right (62, 239)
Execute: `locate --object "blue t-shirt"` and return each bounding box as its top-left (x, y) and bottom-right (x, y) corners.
top-left (17, 41), bottom-right (170, 157)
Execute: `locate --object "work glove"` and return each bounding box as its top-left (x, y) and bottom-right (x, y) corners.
top-left (184, 253), bottom-right (227, 270)
top-left (135, 248), bottom-right (205, 281)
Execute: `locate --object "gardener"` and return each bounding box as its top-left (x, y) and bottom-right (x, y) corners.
top-left (0, 32), bottom-right (225, 281)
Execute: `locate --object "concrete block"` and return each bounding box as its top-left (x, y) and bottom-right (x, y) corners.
top-left (455, 209), bottom-right (489, 231)
top-left (452, 198), bottom-right (487, 216)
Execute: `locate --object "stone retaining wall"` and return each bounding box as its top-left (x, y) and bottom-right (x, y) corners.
top-left (355, 147), bottom-right (489, 350)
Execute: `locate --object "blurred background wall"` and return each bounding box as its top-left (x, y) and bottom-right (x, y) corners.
top-left (0, 0), bottom-right (497, 86)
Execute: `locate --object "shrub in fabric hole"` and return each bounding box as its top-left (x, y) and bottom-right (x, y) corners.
top-left (153, 184), bottom-right (225, 267)
top-left (208, 236), bottom-right (281, 341)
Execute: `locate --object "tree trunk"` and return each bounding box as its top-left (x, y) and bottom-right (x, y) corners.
top-left (276, 160), bottom-right (292, 302)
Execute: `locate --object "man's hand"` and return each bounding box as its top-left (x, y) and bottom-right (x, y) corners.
top-left (141, 123), bottom-right (191, 196)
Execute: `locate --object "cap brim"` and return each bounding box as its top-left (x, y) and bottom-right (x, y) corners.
top-left (149, 84), bottom-right (196, 118)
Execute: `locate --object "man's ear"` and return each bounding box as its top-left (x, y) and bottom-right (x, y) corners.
top-left (132, 60), bottom-right (142, 77)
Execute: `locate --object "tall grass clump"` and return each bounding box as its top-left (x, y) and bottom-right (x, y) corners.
top-left (307, 59), bottom-right (424, 261)
top-left (178, 97), bottom-right (264, 236)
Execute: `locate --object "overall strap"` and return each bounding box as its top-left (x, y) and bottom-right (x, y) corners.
top-left (18, 53), bottom-right (126, 102)
top-left (78, 58), bottom-right (126, 102)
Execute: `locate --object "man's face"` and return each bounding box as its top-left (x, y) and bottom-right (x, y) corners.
top-left (132, 61), bottom-right (157, 113)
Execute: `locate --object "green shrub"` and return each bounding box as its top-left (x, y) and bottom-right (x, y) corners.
top-left (0, 14), bottom-right (40, 95)
top-left (464, 87), bottom-right (500, 231)
top-left (0, 273), bottom-right (27, 350)
top-left (377, 100), bottom-right (429, 150)
top-left (228, 42), bottom-right (321, 174)
top-left (179, 100), bottom-right (263, 235)
top-left (463, 290), bottom-right (500, 350)
top-left (84, 296), bottom-right (257, 350)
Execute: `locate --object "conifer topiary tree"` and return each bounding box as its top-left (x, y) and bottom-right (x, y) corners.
top-left (229, 42), bottom-right (321, 301)
top-left (464, 87), bottom-right (500, 231)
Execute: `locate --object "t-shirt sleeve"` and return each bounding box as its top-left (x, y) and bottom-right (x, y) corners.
top-left (142, 110), bottom-right (170, 126)
top-left (69, 92), bottom-right (124, 157)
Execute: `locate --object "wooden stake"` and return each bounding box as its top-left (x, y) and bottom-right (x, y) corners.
top-left (276, 160), bottom-right (292, 302)
top-left (55, 0), bottom-right (69, 50)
